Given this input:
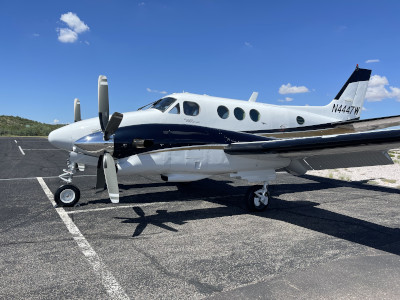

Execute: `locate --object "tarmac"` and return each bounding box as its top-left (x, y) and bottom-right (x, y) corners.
top-left (0, 136), bottom-right (399, 299)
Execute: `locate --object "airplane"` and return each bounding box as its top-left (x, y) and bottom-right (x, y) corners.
top-left (48, 66), bottom-right (400, 211)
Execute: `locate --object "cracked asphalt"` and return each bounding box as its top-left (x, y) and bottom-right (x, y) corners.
top-left (1, 137), bottom-right (399, 299)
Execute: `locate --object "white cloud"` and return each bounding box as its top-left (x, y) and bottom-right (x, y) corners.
top-left (390, 87), bottom-right (400, 100)
top-left (138, 2), bottom-right (145, 6)
top-left (57, 12), bottom-right (89, 43)
top-left (60, 12), bottom-right (89, 33)
top-left (366, 74), bottom-right (400, 102)
top-left (53, 119), bottom-right (60, 124)
top-left (147, 88), bottom-right (167, 94)
top-left (32, 33), bottom-right (40, 37)
top-left (57, 28), bottom-right (78, 43)
top-left (279, 83), bottom-right (309, 94)
top-left (244, 42), bottom-right (253, 48)
top-left (365, 59), bottom-right (380, 64)
top-left (278, 97), bottom-right (294, 102)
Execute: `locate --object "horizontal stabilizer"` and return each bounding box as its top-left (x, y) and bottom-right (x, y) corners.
top-left (253, 115), bottom-right (400, 139)
top-left (337, 115), bottom-right (400, 132)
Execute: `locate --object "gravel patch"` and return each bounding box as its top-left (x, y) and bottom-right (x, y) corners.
top-left (308, 149), bottom-right (400, 189)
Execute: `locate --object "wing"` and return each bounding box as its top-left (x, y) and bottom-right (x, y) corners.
top-left (250, 115), bottom-right (400, 138)
top-left (225, 129), bottom-right (400, 175)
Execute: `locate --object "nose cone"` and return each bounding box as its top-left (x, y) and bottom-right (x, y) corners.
top-left (48, 126), bottom-right (73, 151)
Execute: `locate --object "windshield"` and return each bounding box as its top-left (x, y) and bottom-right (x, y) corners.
top-left (151, 97), bottom-right (177, 112)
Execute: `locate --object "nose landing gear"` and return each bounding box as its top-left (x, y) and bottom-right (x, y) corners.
top-left (55, 160), bottom-right (81, 207)
top-left (54, 184), bottom-right (80, 207)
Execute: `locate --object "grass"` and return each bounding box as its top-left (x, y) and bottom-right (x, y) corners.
top-left (381, 178), bottom-right (397, 184)
top-left (0, 115), bottom-right (65, 137)
top-left (367, 180), bottom-right (379, 185)
top-left (338, 175), bottom-right (351, 181)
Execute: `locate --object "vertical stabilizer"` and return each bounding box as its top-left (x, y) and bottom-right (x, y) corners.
top-left (326, 66), bottom-right (371, 121)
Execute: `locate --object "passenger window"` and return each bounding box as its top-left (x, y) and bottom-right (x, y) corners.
top-left (169, 104), bottom-right (180, 114)
top-left (183, 101), bottom-right (200, 116)
top-left (296, 116), bottom-right (305, 125)
top-left (250, 109), bottom-right (260, 122)
top-left (217, 106), bottom-right (229, 119)
top-left (234, 107), bottom-right (245, 120)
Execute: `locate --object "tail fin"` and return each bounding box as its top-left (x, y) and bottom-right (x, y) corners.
top-left (326, 66), bottom-right (371, 121)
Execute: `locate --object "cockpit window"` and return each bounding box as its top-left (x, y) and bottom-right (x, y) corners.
top-left (151, 97), bottom-right (177, 112)
top-left (183, 101), bottom-right (200, 116)
top-left (169, 104), bottom-right (180, 114)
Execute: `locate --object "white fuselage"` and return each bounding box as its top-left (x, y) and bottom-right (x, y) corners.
top-left (48, 92), bottom-right (353, 183)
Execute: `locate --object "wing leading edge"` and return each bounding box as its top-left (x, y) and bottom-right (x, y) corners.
top-left (225, 129), bottom-right (400, 174)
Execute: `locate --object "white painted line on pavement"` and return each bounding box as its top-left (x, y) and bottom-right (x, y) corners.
top-left (0, 174), bottom-right (96, 182)
top-left (18, 146), bottom-right (25, 155)
top-left (14, 140), bottom-right (17, 144)
top-left (37, 177), bottom-right (130, 300)
top-left (23, 149), bottom-right (64, 151)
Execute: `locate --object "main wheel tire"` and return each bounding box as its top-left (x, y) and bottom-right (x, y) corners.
top-left (245, 185), bottom-right (270, 212)
top-left (54, 184), bottom-right (80, 207)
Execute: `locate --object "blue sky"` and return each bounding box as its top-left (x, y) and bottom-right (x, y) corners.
top-left (1, 0), bottom-right (400, 124)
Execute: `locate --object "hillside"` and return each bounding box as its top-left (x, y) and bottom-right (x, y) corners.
top-left (0, 115), bottom-right (66, 137)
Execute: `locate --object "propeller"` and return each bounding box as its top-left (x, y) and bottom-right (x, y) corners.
top-left (93, 75), bottom-right (123, 203)
top-left (74, 75), bottom-right (123, 203)
top-left (74, 98), bottom-right (81, 122)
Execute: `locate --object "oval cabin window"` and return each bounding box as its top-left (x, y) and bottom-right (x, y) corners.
top-left (250, 109), bottom-right (260, 122)
top-left (296, 116), bottom-right (305, 125)
top-left (217, 106), bottom-right (229, 119)
top-left (234, 107), bottom-right (245, 120)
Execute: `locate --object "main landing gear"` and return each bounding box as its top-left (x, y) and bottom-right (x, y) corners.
top-left (54, 160), bottom-right (81, 207)
top-left (245, 183), bottom-right (270, 212)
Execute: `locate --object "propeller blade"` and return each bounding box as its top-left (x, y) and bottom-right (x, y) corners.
top-left (103, 153), bottom-right (119, 203)
top-left (104, 112), bottom-right (123, 141)
top-left (98, 75), bottom-right (109, 132)
top-left (74, 98), bottom-right (81, 122)
top-left (95, 155), bottom-right (106, 191)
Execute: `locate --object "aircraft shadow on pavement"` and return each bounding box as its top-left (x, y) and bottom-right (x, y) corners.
top-left (301, 174), bottom-right (400, 195)
top-left (88, 178), bottom-right (247, 206)
top-left (107, 178), bottom-right (400, 256)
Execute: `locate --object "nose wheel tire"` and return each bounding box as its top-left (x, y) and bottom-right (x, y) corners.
top-left (245, 185), bottom-right (270, 212)
top-left (54, 184), bottom-right (80, 207)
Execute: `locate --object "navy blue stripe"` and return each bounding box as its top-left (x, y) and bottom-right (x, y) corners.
top-left (114, 124), bottom-right (271, 158)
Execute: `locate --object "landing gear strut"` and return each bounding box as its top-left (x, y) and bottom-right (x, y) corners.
top-left (245, 183), bottom-right (270, 212)
top-left (55, 159), bottom-right (81, 207)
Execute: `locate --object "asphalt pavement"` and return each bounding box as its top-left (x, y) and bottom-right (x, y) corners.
top-left (0, 137), bottom-right (399, 299)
